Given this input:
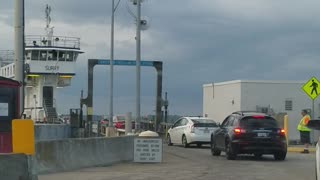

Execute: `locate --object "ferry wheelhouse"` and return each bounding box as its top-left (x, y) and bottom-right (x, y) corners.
top-left (0, 5), bottom-right (83, 123)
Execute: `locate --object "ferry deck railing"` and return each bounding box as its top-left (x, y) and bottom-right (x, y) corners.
top-left (25, 35), bottom-right (80, 49)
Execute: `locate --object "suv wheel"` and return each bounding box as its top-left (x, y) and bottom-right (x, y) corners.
top-left (211, 139), bottom-right (221, 156)
top-left (167, 134), bottom-right (173, 146)
top-left (274, 151), bottom-right (286, 161)
top-left (182, 135), bottom-right (189, 148)
top-left (226, 140), bottom-right (237, 160)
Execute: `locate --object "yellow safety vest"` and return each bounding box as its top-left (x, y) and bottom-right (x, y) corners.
top-left (297, 115), bottom-right (311, 132)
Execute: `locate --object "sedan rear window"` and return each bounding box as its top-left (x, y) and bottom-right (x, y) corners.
top-left (240, 116), bottom-right (279, 129)
top-left (191, 119), bottom-right (218, 127)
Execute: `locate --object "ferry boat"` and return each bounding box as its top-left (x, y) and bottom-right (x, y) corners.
top-left (0, 5), bottom-right (83, 123)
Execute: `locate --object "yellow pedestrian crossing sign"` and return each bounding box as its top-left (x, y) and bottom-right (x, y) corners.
top-left (302, 77), bottom-right (320, 100)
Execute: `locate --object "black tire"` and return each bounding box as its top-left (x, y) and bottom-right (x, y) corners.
top-left (226, 140), bottom-right (236, 160)
top-left (254, 153), bottom-right (262, 159)
top-left (315, 159), bottom-right (318, 180)
top-left (274, 151), bottom-right (286, 161)
top-left (182, 135), bottom-right (189, 148)
top-left (316, 160), bottom-right (318, 180)
top-left (211, 138), bottom-right (221, 156)
top-left (167, 134), bottom-right (173, 146)
top-left (197, 143), bottom-right (202, 148)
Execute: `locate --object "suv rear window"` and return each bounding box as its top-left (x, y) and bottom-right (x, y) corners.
top-left (191, 119), bottom-right (218, 127)
top-left (240, 116), bottom-right (279, 129)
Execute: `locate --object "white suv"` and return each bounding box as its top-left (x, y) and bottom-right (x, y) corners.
top-left (167, 117), bottom-right (218, 148)
top-left (307, 120), bottom-right (320, 180)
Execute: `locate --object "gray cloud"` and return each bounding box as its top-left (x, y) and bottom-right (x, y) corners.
top-left (2, 0), bottom-right (320, 116)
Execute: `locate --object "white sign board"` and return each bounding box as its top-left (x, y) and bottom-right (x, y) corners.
top-left (29, 61), bottom-right (76, 74)
top-left (134, 138), bottom-right (162, 163)
top-left (92, 124), bottom-right (98, 133)
top-left (0, 103), bottom-right (8, 116)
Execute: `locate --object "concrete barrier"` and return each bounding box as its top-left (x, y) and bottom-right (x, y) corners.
top-left (0, 154), bottom-right (36, 180)
top-left (34, 124), bottom-right (71, 141)
top-left (33, 136), bottom-right (134, 174)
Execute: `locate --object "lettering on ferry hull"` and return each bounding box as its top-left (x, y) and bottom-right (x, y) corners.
top-left (45, 65), bottom-right (59, 71)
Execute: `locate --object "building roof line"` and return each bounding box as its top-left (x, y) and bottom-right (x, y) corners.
top-left (203, 80), bottom-right (306, 87)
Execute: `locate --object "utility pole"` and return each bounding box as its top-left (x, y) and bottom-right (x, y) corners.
top-left (109, 0), bottom-right (121, 128)
top-left (109, 0), bottom-right (115, 127)
top-left (14, 0), bottom-right (25, 117)
top-left (135, 0), bottom-right (142, 131)
top-left (80, 89), bottom-right (84, 128)
top-left (164, 92), bottom-right (168, 123)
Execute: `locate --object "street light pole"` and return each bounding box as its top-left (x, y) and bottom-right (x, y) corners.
top-left (109, 0), bottom-right (115, 127)
top-left (135, 0), bottom-right (141, 131)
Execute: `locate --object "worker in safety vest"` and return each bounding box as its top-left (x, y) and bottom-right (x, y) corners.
top-left (297, 109), bottom-right (311, 153)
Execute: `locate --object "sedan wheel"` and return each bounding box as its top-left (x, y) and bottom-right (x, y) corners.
top-left (182, 135), bottom-right (189, 148)
top-left (167, 134), bottom-right (173, 146)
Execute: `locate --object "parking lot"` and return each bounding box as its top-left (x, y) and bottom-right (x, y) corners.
top-left (40, 145), bottom-right (315, 180)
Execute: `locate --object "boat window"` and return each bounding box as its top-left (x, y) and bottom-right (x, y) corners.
top-left (40, 51), bottom-right (47, 61)
top-left (48, 50), bottom-right (57, 61)
top-left (25, 51), bottom-right (31, 60)
top-left (58, 51), bottom-right (66, 61)
top-left (31, 50), bottom-right (40, 60)
top-left (73, 53), bottom-right (78, 61)
top-left (66, 51), bottom-right (74, 61)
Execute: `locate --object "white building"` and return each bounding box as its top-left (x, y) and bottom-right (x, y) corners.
top-left (203, 80), bottom-right (320, 141)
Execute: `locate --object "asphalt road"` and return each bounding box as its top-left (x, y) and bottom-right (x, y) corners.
top-left (39, 145), bottom-right (316, 180)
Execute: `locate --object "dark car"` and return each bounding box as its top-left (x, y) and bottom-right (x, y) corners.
top-left (211, 111), bottom-right (287, 160)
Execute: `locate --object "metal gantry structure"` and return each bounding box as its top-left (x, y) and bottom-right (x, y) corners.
top-left (81, 59), bottom-right (163, 136)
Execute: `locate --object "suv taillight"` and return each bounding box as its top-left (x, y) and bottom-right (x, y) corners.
top-left (252, 115), bottom-right (265, 119)
top-left (190, 125), bottom-right (195, 133)
top-left (234, 128), bottom-right (246, 135)
top-left (278, 129), bottom-right (286, 136)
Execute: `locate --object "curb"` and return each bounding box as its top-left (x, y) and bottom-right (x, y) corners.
top-left (287, 147), bottom-right (316, 153)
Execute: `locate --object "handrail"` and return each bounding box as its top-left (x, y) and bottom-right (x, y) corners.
top-left (43, 99), bottom-right (49, 122)
top-left (43, 98), bottom-right (59, 123)
top-left (53, 98), bottom-right (57, 108)
top-left (0, 50), bottom-right (14, 62)
top-left (25, 35), bottom-right (80, 49)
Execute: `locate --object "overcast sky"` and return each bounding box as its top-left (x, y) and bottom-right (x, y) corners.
top-left (1, 0), bottom-right (320, 116)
